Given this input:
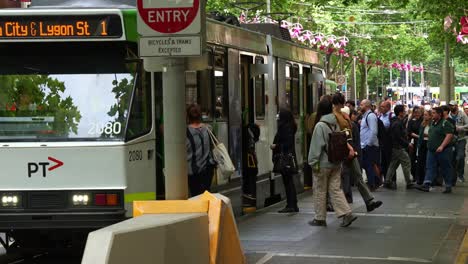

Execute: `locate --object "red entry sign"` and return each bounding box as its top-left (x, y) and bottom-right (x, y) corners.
top-left (137, 0), bottom-right (200, 34)
top-left (461, 16), bottom-right (468, 35)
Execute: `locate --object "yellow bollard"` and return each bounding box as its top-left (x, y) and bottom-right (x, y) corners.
top-left (133, 192), bottom-right (246, 264)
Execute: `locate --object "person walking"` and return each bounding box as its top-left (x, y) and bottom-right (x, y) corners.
top-left (186, 104), bottom-right (216, 197)
top-left (407, 107), bottom-right (423, 182)
top-left (334, 94), bottom-right (382, 211)
top-left (308, 98), bottom-right (358, 227)
top-left (416, 109), bottom-right (432, 185)
top-left (272, 108), bottom-right (299, 213)
top-left (416, 107), bottom-right (454, 193)
top-left (360, 99), bottom-right (380, 191)
top-left (449, 100), bottom-right (468, 183)
top-left (379, 101), bottom-right (393, 184)
top-left (383, 105), bottom-right (415, 190)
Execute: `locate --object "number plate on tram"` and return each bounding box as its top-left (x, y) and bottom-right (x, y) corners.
top-left (0, 14), bottom-right (123, 39)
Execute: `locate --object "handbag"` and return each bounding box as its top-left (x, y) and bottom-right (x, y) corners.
top-left (207, 128), bottom-right (235, 179)
top-left (214, 166), bottom-right (230, 185)
top-left (273, 152), bottom-right (298, 174)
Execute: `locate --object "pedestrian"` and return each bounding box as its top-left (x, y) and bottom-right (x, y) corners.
top-left (379, 101), bottom-right (393, 183)
top-left (360, 99), bottom-right (380, 191)
top-left (308, 98), bottom-right (358, 227)
top-left (416, 109), bottom-right (432, 185)
top-left (416, 107), bottom-right (454, 193)
top-left (407, 106), bottom-right (423, 182)
top-left (441, 105), bottom-right (456, 185)
top-left (448, 100), bottom-right (468, 183)
top-left (345, 100), bottom-right (356, 112)
top-left (186, 104), bottom-right (216, 196)
top-left (272, 108), bottom-right (299, 213)
top-left (464, 105), bottom-right (468, 116)
top-left (383, 105), bottom-right (415, 190)
top-left (335, 94), bottom-right (382, 211)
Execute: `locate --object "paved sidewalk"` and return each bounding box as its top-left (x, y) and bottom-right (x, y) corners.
top-left (238, 177), bottom-right (468, 264)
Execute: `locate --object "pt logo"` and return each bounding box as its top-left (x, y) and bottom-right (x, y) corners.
top-left (28, 157), bottom-right (64, 177)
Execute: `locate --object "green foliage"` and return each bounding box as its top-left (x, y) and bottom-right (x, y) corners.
top-left (0, 75), bottom-right (81, 136)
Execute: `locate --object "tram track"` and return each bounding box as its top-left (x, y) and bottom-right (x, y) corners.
top-left (0, 250), bottom-right (82, 264)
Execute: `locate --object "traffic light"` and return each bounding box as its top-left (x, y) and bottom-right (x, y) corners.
top-left (378, 87), bottom-right (382, 97)
top-left (387, 89), bottom-right (393, 98)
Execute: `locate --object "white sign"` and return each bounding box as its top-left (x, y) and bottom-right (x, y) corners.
top-left (139, 36), bottom-right (202, 57)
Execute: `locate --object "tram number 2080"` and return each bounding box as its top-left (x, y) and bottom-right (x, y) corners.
top-left (129, 150), bottom-right (143, 162)
top-left (88, 122), bottom-right (122, 136)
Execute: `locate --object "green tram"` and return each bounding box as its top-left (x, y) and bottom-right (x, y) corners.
top-left (0, 0), bottom-right (326, 251)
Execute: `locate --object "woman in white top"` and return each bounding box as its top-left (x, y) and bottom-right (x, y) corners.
top-left (416, 110), bottom-right (432, 185)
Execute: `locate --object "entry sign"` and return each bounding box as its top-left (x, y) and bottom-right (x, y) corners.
top-left (137, 0), bottom-right (200, 35)
top-left (137, 0), bottom-right (204, 57)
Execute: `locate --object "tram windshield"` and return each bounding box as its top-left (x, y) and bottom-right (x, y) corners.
top-left (0, 43), bottom-right (139, 142)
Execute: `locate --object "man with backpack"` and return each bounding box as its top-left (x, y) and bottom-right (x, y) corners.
top-left (360, 99), bottom-right (381, 191)
top-left (383, 105), bottom-right (415, 190)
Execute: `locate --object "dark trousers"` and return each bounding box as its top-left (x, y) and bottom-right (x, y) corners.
top-left (453, 140), bottom-right (466, 184)
top-left (341, 163), bottom-right (353, 203)
top-left (281, 172), bottom-right (298, 209)
top-left (416, 141), bottom-right (427, 185)
top-left (188, 166), bottom-right (214, 197)
top-left (362, 146), bottom-right (380, 189)
top-left (381, 138), bottom-right (393, 181)
top-left (409, 147), bottom-right (417, 181)
top-left (425, 148), bottom-right (453, 188)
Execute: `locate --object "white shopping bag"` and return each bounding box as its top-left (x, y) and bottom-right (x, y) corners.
top-left (207, 129), bottom-right (235, 180)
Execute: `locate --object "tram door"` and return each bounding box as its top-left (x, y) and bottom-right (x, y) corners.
top-left (302, 67), bottom-right (313, 188)
top-left (240, 54), bottom-right (257, 212)
top-left (154, 73), bottom-right (165, 200)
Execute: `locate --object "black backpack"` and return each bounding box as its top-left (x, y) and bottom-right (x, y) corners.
top-left (321, 121), bottom-right (348, 163)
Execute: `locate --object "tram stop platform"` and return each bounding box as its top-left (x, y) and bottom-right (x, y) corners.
top-left (238, 177), bottom-right (468, 264)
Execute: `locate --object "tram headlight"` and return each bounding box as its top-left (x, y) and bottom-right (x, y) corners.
top-left (72, 194), bottom-right (90, 206)
top-left (1, 194), bottom-right (21, 207)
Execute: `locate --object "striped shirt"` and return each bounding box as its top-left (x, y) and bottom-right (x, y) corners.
top-left (186, 125), bottom-right (213, 175)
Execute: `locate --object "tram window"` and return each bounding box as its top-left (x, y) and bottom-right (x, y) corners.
top-left (0, 56), bottom-right (139, 142)
top-left (126, 72), bottom-right (152, 141)
top-left (214, 70), bottom-right (227, 120)
top-left (214, 52), bottom-right (227, 120)
top-left (255, 57), bottom-right (265, 119)
top-left (285, 65), bottom-right (291, 109)
top-left (185, 71), bottom-right (198, 105)
top-left (198, 70), bottom-right (212, 120)
top-left (291, 65), bottom-right (300, 116)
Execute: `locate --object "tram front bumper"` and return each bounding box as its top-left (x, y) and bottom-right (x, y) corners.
top-left (0, 210), bottom-right (126, 230)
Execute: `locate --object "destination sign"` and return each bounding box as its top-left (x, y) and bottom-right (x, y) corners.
top-left (0, 15), bottom-right (123, 39)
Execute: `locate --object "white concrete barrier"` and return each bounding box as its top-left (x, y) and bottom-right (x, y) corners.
top-left (81, 213), bottom-right (209, 264)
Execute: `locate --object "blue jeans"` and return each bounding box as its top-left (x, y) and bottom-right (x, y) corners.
top-left (424, 148), bottom-right (453, 188)
top-left (362, 146), bottom-right (380, 188)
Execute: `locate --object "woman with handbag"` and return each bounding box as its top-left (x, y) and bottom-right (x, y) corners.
top-left (186, 104), bottom-right (216, 197)
top-left (271, 108), bottom-right (299, 213)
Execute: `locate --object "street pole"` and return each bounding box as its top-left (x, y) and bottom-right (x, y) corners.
top-left (266, 0), bottom-right (271, 23)
top-left (390, 68), bottom-right (393, 87)
top-left (420, 62), bottom-right (424, 99)
top-left (365, 56), bottom-right (369, 99)
top-left (405, 60), bottom-right (409, 105)
top-left (353, 57), bottom-right (357, 103)
top-left (162, 58), bottom-right (188, 200)
top-left (441, 39), bottom-right (451, 103)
